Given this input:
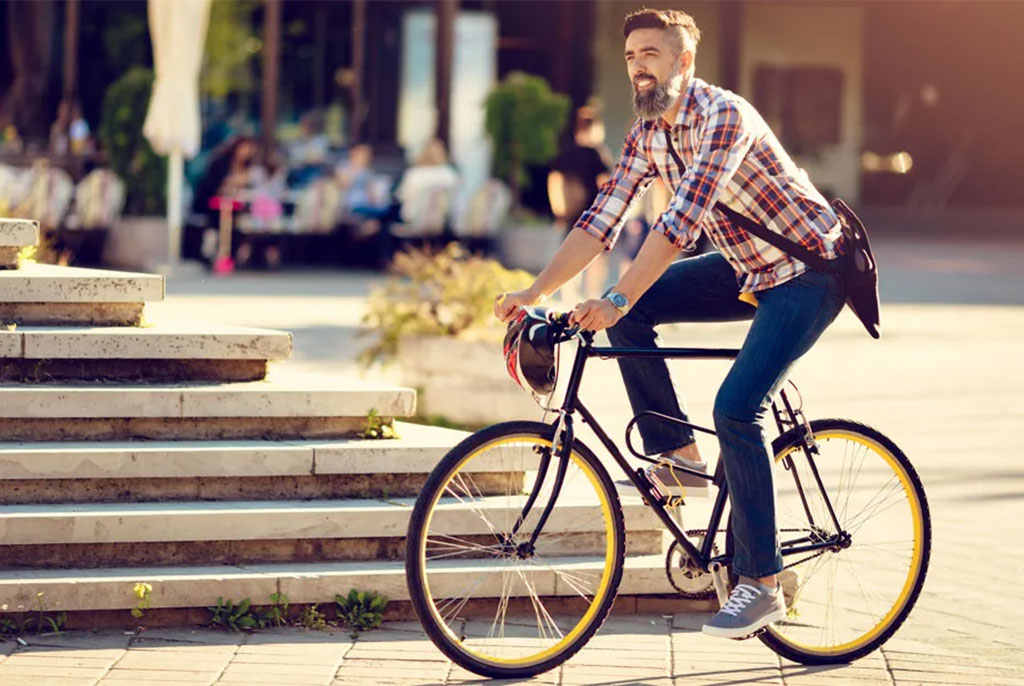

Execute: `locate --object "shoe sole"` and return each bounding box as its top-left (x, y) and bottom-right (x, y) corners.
top-left (700, 607), bottom-right (787, 640)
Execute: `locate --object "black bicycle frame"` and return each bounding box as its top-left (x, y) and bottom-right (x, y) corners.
top-left (520, 332), bottom-right (847, 573)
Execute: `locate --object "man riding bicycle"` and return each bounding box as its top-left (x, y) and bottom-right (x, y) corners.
top-left (495, 8), bottom-right (846, 639)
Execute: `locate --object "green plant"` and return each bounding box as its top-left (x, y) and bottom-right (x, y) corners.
top-left (208, 597), bottom-right (259, 632)
top-left (202, 0), bottom-right (260, 99)
top-left (260, 592), bottom-right (290, 628)
top-left (131, 582), bottom-right (153, 620)
top-left (335, 590), bottom-right (388, 636)
top-left (298, 604), bottom-right (329, 631)
top-left (484, 72), bottom-right (570, 206)
top-left (358, 243), bottom-right (534, 367)
top-left (362, 408), bottom-right (397, 439)
top-left (99, 67), bottom-right (166, 215)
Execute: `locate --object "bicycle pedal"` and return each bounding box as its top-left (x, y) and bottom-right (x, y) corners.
top-left (730, 628), bottom-right (767, 642)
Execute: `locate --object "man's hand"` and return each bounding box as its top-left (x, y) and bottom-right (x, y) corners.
top-left (494, 288), bottom-right (541, 322)
top-left (570, 298), bottom-right (623, 332)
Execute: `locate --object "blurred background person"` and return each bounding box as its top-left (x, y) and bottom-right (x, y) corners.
top-left (394, 138), bottom-right (458, 227)
top-left (547, 104), bottom-right (613, 300)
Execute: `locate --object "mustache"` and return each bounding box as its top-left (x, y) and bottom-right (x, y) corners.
top-left (633, 73), bottom-right (656, 86)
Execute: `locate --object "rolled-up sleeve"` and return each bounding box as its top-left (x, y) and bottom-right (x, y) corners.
top-left (652, 101), bottom-right (754, 252)
top-left (573, 120), bottom-right (657, 250)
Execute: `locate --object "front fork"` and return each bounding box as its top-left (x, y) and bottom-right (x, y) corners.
top-left (506, 412), bottom-right (574, 555)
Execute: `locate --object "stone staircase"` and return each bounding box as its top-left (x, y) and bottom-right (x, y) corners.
top-left (0, 218), bottom-right (688, 629)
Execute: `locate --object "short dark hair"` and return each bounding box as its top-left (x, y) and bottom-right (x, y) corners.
top-left (622, 8), bottom-right (701, 56)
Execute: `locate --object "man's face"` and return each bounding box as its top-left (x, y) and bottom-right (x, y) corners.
top-left (624, 27), bottom-right (687, 121)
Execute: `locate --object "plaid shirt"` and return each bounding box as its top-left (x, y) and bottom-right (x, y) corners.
top-left (575, 77), bottom-right (844, 294)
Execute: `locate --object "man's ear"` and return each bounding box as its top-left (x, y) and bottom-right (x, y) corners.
top-left (679, 50), bottom-right (693, 75)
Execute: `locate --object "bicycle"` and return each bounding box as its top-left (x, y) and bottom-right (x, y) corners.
top-left (405, 311), bottom-right (931, 679)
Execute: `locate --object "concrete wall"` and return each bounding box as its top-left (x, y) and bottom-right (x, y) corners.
top-left (739, 3), bottom-right (864, 200)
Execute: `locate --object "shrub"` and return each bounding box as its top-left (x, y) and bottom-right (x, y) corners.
top-left (99, 67), bottom-right (166, 215)
top-left (358, 243), bottom-right (534, 367)
top-left (483, 72), bottom-right (570, 205)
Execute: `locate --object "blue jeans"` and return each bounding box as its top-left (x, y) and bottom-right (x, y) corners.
top-left (606, 251), bottom-right (845, 578)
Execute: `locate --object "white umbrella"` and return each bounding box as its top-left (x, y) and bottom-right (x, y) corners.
top-left (143, 0), bottom-right (211, 267)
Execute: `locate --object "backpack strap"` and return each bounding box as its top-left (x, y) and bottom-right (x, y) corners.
top-left (661, 126), bottom-right (838, 273)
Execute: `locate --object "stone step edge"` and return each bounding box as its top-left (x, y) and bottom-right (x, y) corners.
top-left (0, 262), bottom-right (164, 303)
top-left (0, 422), bottom-right (466, 479)
top-left (0, 325), bottom-right (292, 361)
top-left (0, 381), bottom-right (417, 419)
top-left (0, 555), bottom-right (676, 612)
top-left (0, 218), bottom-right (39, 247)
top-left (0, 495), bottom-right (661, 545)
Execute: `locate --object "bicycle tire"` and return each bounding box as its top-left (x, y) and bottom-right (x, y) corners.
top-left (756, 418), bottom-right (931, 664)
top-left (405, 421), bottom-right (626, 679)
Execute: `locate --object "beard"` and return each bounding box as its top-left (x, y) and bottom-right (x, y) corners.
top-left (631, 72), bottom-right (686, 121)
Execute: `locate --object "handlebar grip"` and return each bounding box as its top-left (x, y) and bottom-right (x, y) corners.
top-left (549, 311), bottom-right (572, 326)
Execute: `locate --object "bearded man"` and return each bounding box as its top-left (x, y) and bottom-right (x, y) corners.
top-left (495, 8), bottom-right (846, 638)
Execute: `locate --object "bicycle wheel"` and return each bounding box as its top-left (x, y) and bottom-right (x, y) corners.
top-left (405, 421), bottom-right (625, 679)
top-left (758, 419), bottom-right (930, 664)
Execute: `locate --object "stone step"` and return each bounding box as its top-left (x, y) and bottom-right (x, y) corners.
top-left (0, 496), bottom-right (663, 545)
top-left (0, 422), bottom-right (466, 482)
top-left (0, 262), bottom-right (163, 325)
top-left (0, 218), bottom-right (38, 268)
top-left (0, 555), bottom-right (677, 614)
top-left (0, 324), bottom-right (293, 382)
top-left (0, 495), bottom-right (666, 567)
top-left (0, 375), bottom-right (416, 441)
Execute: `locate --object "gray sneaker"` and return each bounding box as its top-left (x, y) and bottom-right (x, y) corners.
top-left (702, 577), bottom-right (787, 639)
top-left (646, 459), bottom-right (709, 497)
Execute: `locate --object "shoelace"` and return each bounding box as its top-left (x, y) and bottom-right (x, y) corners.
top-left (718, 584), bottom-right (761, 616)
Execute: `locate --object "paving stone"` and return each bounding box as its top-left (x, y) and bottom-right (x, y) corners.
top-left (217, 667), bottom-right (333, 684)
top-left (99, 667), bottom-right (222, 681)
top-left (113, 653), bottom-right (231, 671)
top-left (0, 665), bottom-right (108, 678)
top-left (1, 654), bottom-right (116, 668)
top-left (0, 262), bottom-right (163, 303)
top-left (2, 679), bottom-right (97, 686)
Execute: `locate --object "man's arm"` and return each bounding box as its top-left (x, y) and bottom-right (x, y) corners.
top-left (569, 101), bottom-right (755, 332)
top-left (496, 121), bottom-right (655, 322)
top-left (569, 229), bottom-right (679, 331)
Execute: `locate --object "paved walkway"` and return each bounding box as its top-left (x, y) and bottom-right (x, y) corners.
top-left (2, 616), bottom-right (1022, 685)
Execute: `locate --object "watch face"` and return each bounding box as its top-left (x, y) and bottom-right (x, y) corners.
top-left (608, 292), bottom-right (628, 308)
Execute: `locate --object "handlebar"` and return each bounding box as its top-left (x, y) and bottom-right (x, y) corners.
top-left (542, 310), bottom-right (594, 345)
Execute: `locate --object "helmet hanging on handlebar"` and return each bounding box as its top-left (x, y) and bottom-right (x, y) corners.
top-left (502, 307), bottom-right (558, 395)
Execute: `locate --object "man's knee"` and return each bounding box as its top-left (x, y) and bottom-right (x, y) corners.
top-left (713, 386), bottom-right (760, 427)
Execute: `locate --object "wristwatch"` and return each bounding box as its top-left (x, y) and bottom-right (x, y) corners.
top-left (604, 290), bottom-right (630, 315)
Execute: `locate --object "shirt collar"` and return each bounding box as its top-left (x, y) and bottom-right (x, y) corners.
top-left (675, 77), bottom-right (701, 129)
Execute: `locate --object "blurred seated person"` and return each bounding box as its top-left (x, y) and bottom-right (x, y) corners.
top-left (335, 143), bottom-right (394, 238)
top-left (393, 138), bottom-right (459, 236)
top-left (49, 101), bottom-right (71, 155)
top-left (286, 109), bottom-right (330, 188)
top-left (192, 136), bottom-right (260, 221)
top-left (192, 136), bottom-right (282, 267)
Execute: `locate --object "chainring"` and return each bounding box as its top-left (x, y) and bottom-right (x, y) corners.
top-left (664, 529), bottom-right (721, 600)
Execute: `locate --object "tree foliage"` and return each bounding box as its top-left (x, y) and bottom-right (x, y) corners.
top-left (484, 72), bottom-right (570, 204)
top-left (99, 67), bottom-right (166, 216)
top-left (201, 0), bottom-right (260, 100)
